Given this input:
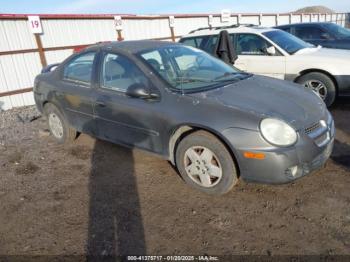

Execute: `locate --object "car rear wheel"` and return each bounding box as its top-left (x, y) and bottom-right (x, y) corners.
top-left (43, 103), bottom-right (77, 144)
top-left (296, 72), bottom-right (336, 107)
top-left (175, 130), bottom-right (238, 195)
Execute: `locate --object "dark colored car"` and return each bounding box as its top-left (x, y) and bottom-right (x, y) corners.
top-left (34, 41), bottom-right (334, 195)
top-left (276, 22), bottom-right (350, 50)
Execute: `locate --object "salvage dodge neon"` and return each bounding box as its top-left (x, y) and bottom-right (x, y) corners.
top-left (34, 41), bottom-right (335, 195)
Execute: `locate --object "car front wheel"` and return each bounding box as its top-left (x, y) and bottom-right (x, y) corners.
top-left (175, 130), bottom-right (238, 195)
top-left (296, 72), bottom-right (336, 107)
top-left (43, 103), bottom-right (77, 144)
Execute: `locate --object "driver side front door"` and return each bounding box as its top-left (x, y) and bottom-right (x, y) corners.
top-left (233, 33), bottom-right (286, 80)
top-left (93, 51), bottom-right (165, 154)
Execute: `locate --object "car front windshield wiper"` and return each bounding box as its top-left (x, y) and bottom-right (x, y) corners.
top-left (173, 73), bottom-right (251, 88)
top-left (214, 72), bottom-right (251, 82)
top-left (214, 72), bottom-right (237, 81)
top-left (173, 77), bottom-right (213, 87)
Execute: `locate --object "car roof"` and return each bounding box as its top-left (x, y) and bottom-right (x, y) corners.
top-left (275, 22), bottom-right (333, 28)
top-left (182, 25), bottom-right (279, 38)
top-left (85, 40), bottom-right (181, 54)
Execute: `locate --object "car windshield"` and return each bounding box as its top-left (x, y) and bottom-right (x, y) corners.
top-left (139, 45), bottom-right (248, 91)
top-left (263, 30), bottom-right (313, 54)
top-left (322, 23), bottom-right (350, 39)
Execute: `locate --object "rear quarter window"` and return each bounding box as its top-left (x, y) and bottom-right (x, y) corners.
top-left (63, 52), bottom-right (96, 85)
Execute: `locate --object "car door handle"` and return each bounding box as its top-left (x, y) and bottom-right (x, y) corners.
top-left (96, 101), bottom-right (106, 107)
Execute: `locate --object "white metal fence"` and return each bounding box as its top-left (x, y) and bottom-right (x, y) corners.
top-left (0, 12), bottom-right (348, 110)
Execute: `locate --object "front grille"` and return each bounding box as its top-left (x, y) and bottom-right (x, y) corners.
top-left (305, 122), bottom-right (322, 135)
top-left (304, 119), bottom-right (330, 147)
top-left (314, 132), bottom-right (330, 147)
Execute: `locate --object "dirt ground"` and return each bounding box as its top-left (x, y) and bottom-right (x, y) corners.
top-left (0, 100), bottom-right (349, 258)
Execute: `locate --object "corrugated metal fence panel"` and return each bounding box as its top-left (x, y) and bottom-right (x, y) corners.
top-left (45, 49), bottom-right (73, 65)
top-left (260, 15), bottom-right (277, 27)
top-left (122, 18), bottom-right (170, 40)
top-left (290, 14), bottom-right (301, 24)
top-left (277, 15), bottom-right (290, 26)
top-left (0, 52), bottom-right (41, 109)
top-left (0, 19), bottom-right (37, 52)
top-left (173, 17), bottom-right (209, 36)
top-left (310, 14), bottom-right (318, 22)
top-left (301, 14), bottom-right (310, 23)
top-left (41, 19), bottom-right (117, 47)
top-left (240, 16), bottom-right (260, 25)
top-left (340, 14), bottom-right (346, 26)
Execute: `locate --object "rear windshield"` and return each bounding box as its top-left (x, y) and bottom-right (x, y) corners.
top-left (321, 23), bottom-right (350, 39)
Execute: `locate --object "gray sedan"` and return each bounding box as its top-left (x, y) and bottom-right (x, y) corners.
top-left (34, 41), bottom-right (335, 195)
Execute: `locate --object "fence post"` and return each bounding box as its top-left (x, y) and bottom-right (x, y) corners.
top-left (28, 16), bottom-right (47, 68)
top-left (34, 34), bottom-right (47, 67)
top-left (208, 15), bottom-right (213, 29)
top-left (114, 16), bottom-right (124, 41)
top-left (259, 14), bottom-right (263, 25)
top-left (237, 14), bottom-right (241, 24)
top-left (169, 16), bottom-right (175, 42)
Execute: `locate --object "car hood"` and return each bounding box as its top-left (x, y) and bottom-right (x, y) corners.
top-left (190, 75), bottom-right (326, 130)
top-left (294, 46), bottom-right (350, 60)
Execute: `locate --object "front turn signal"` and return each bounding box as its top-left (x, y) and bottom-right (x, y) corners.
top-left (243, 151), bottom-right (265, 160)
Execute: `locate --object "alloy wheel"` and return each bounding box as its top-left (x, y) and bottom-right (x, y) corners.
top-left (304, 80), bottom-right (328, 101)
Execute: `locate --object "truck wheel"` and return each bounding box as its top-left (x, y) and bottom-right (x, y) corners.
top-left (296, 72), bottom-right (336, 107)
top-left (175, 130), bottom-right (238, 195)
top-left (43, 103), bottom-right (77, 144)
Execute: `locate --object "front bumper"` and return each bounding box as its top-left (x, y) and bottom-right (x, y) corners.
top-left (222, 115), bottom-right (335, 184)
top-left (33, 90), bottom-right (44, 113)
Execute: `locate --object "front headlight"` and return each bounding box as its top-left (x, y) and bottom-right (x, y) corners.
top-left (260, 118), bottom-right (297, 147)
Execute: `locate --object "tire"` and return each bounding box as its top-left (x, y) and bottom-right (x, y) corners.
top-left (175, 130), bottom-right (238, 195)
top-left (43, 103), bottom-right (77, 144)
top-left (296, 72), bottom-right (336, 107)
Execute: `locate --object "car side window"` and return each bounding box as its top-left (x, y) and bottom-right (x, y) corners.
top-left (295, 26), bottom-right (325, 40)
top-left (101, 53), bottom-right (148, 93)
top-left (181, 36), bottom-right (208, 49)
top-left (181, 37), bottom-right (201, 48)
top-left (202, 36), bottom-right (218, 54)
top-left (181, 35), bottom-right (218, 53)
top-left (141, 50), bottom-right (165, 71)
top-left (63, 52), bottom-right (96, 85)
top-left (235, 34), bottom-right (272, 56)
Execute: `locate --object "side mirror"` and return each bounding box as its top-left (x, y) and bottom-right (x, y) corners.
top-left (320, 33), bottom-right (332, 40)
top-left (265, 46), bottom-right (276, 56)
top-left (126, 83), bottom-right (159, 99)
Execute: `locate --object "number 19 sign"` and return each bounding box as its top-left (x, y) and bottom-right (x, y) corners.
top-left (28, 16), bottom-right (43, 34)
